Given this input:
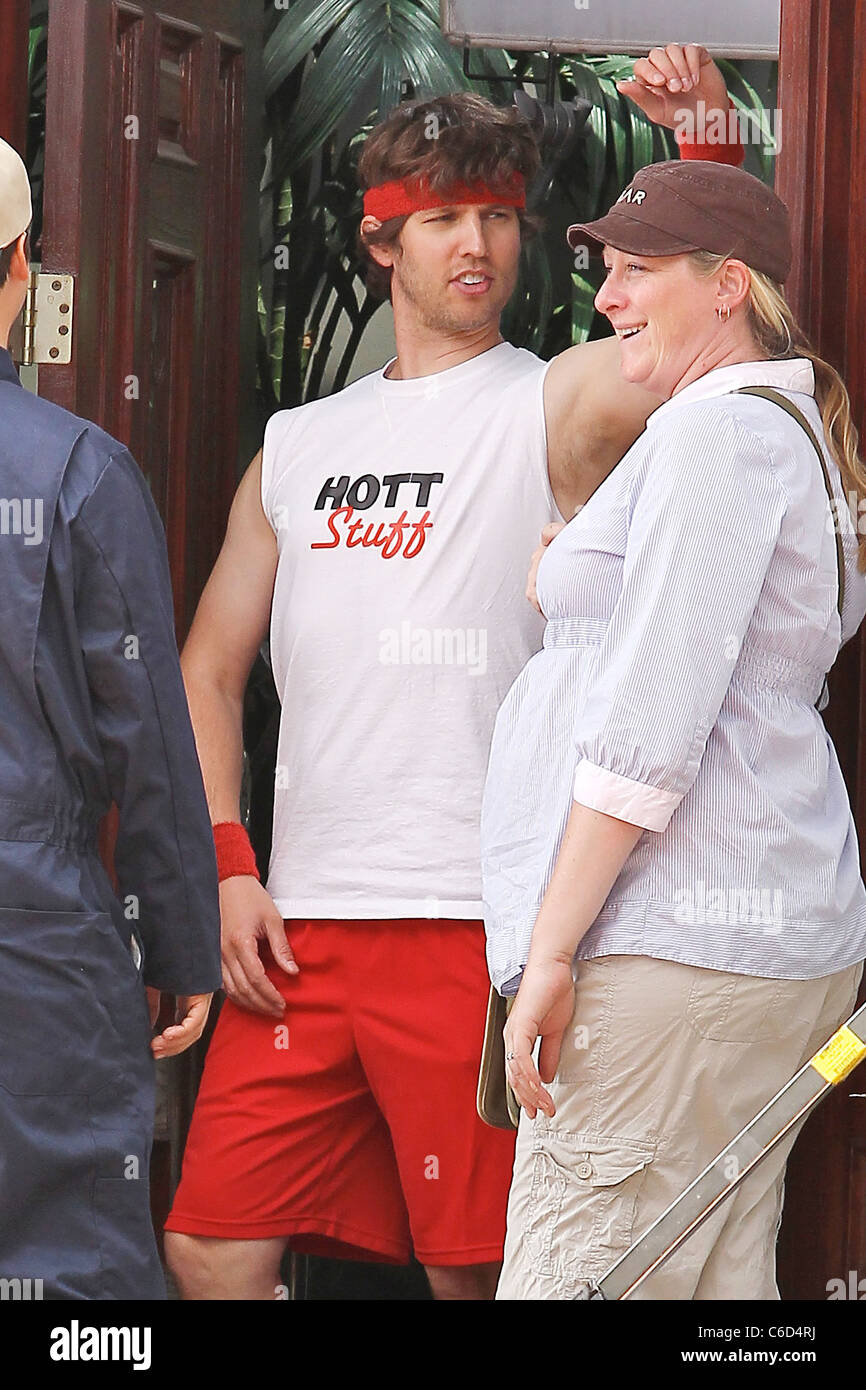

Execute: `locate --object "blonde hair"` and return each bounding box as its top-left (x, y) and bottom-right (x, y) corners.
top-left (690, 249), bottom-right (866, 573)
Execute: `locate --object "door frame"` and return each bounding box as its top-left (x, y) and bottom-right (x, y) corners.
top-left (775, 0), bottom-right (866, 1299)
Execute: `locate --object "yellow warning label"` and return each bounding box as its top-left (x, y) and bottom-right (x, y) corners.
top-left (810, 1026), bottom-right (866, 1084)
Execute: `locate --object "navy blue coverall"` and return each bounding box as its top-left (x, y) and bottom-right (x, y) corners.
top-left (0, 347), bottom-right (222, 1298)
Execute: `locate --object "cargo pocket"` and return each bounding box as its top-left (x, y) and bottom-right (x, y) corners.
top-left (0, 908), bottom-right (140, 1096)
top-left (523, 1130), bottom-right (656, 1293)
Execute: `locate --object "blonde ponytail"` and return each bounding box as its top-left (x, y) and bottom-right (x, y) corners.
top-left (690, 250), bottom-right (866, 573)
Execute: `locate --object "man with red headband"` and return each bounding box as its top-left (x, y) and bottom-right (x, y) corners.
top-left (164, 45), bottom-right (744, 1300)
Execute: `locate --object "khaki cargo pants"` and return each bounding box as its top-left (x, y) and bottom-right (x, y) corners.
top-left (496, 953), bottom-right (863, 1300)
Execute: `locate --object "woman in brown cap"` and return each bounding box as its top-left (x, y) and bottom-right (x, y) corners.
top-left (481, 158), bottom-right (866, 1299)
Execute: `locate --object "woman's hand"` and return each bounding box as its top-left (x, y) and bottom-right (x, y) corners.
top-left (616, 44), bottom-right (730, 130)
top-left (504, 957), bottom-right (576, 1120)
top-left (527, 522), bottom-right (566, 614)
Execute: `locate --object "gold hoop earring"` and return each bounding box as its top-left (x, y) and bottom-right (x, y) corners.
top-left (716, 304), bottom-right (732, 322)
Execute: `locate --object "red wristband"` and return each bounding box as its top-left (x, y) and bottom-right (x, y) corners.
top-left (676, 96), bottom-right (745, 167)
top-left (213, 821), bottom-right (261, 883)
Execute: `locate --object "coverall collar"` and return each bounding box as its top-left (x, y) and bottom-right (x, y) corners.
top-left (0, 346), bottom-right (22, 387)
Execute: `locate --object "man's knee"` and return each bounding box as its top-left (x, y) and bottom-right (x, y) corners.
top-left (164, 1230), bottom-right (286, 1300)
top-left (424, 1261), bottom-right (501, 1301)
top-left (164, 1231), bottom-right (223, 1298)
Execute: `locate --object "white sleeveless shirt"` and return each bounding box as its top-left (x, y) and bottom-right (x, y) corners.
top-left (260, 341), bottom-right (559, 919)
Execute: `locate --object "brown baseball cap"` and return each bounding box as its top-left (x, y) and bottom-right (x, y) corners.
top-left (567, 160), bottom-right (792, 283)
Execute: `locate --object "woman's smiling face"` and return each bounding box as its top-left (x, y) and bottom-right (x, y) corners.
top-left (594, 247), bottom-right (726, 400)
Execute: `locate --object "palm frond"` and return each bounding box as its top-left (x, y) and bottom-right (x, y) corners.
top-left (259, 2), bottom-right (779, 406)
top-left (718, 58), bottom-right (777, 181)
top-left (276, 0), bottom-right (468, 169)
top-left (264, 0), bottom-right (358, 99)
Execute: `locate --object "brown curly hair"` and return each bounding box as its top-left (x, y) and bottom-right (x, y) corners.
top-left (356, 93), bottom-right (541, 300)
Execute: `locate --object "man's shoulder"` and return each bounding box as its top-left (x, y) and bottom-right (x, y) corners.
top-left (0, 384), bottom-right (145, 513)
top-left (263, 370), bottom-right (382, 447)
top-left (22, 389), bottom-right (133, 470)
top-left (278, 368), bottom-right (383, 416)
top-left (545, 336), bottom-right (662, 433)
top-left (4, 383), bottom-right (115, 449)
top-left (493, 341), bottom-right (550, 389)
top-left (544, 336), bottom-right (639, 406)
top-left (63, 419), bottom-right (145, 518)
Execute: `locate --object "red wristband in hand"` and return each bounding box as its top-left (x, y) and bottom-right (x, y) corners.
top-left (213, 821), bottom-right (261, 883)
top-left (676, 96), bottom-right (746, 167)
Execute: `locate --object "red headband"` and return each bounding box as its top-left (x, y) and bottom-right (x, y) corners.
top-left (363, 173), bottom-right (526, 221)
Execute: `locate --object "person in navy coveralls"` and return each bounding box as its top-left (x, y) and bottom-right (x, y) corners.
top-left (0, 138), bottom-right (221, 1299)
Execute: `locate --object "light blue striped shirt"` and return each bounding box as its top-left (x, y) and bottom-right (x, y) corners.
top-left (481, 359), bottom-right (866, 993)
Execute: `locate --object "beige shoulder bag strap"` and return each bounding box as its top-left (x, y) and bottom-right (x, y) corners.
top-left (734, 384), bottom-right (844, 711)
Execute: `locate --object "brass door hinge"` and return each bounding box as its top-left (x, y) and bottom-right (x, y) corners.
top-left (22, 271), bottom-right (74, 365)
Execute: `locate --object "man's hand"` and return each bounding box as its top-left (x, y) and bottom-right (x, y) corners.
top-left (527, 522), bottom-right (567, 614)
top-left (219, 874), bottom-right (298, 1018)
top-left (616, 43), bottom-right (730, 129)
top-left (147, 986), bottom-right (161, 1030)
top-left (151, 994), bottom-right (213, 1058)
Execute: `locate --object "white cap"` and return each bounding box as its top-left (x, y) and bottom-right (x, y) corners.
top-left (0, 138), bottom-right (32, 250)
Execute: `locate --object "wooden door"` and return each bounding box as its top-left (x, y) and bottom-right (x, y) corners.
top-left (0, 6), bottom-right (30, 153)
top-left (38, 0), bottom-right (263, 1253)
top-left (40, 0), bottom-right (263, 639)
top-left (775, 0), bottom-right (866, 1301)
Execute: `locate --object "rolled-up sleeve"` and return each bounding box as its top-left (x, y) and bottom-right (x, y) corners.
top-left (572, 407), bottom-right (788, 831)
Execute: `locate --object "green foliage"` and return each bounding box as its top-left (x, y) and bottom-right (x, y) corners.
top-left (23, 2), bottom-right (777, 413)
top-left (27, 6), bottom-right (49, 250)
top-left (556, 55), bottom-right (677, 345)
top-left (261, 5), bottom-right (779, 409)
top-left (718, 59), bottom-right (777, 183)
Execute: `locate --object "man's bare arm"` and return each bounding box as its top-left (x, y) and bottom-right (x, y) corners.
top-left (544, 44), bottom-right (740, 520)
top-left (181, 449), bottom-right (277, 820)
top-left (181, 449), bottom-right (294, 1018)
top-left (544, 337), bottom-right (663, 519)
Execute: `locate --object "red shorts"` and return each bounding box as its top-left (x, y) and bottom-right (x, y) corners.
top-left (164, 918), bottom-right (516, 1267)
